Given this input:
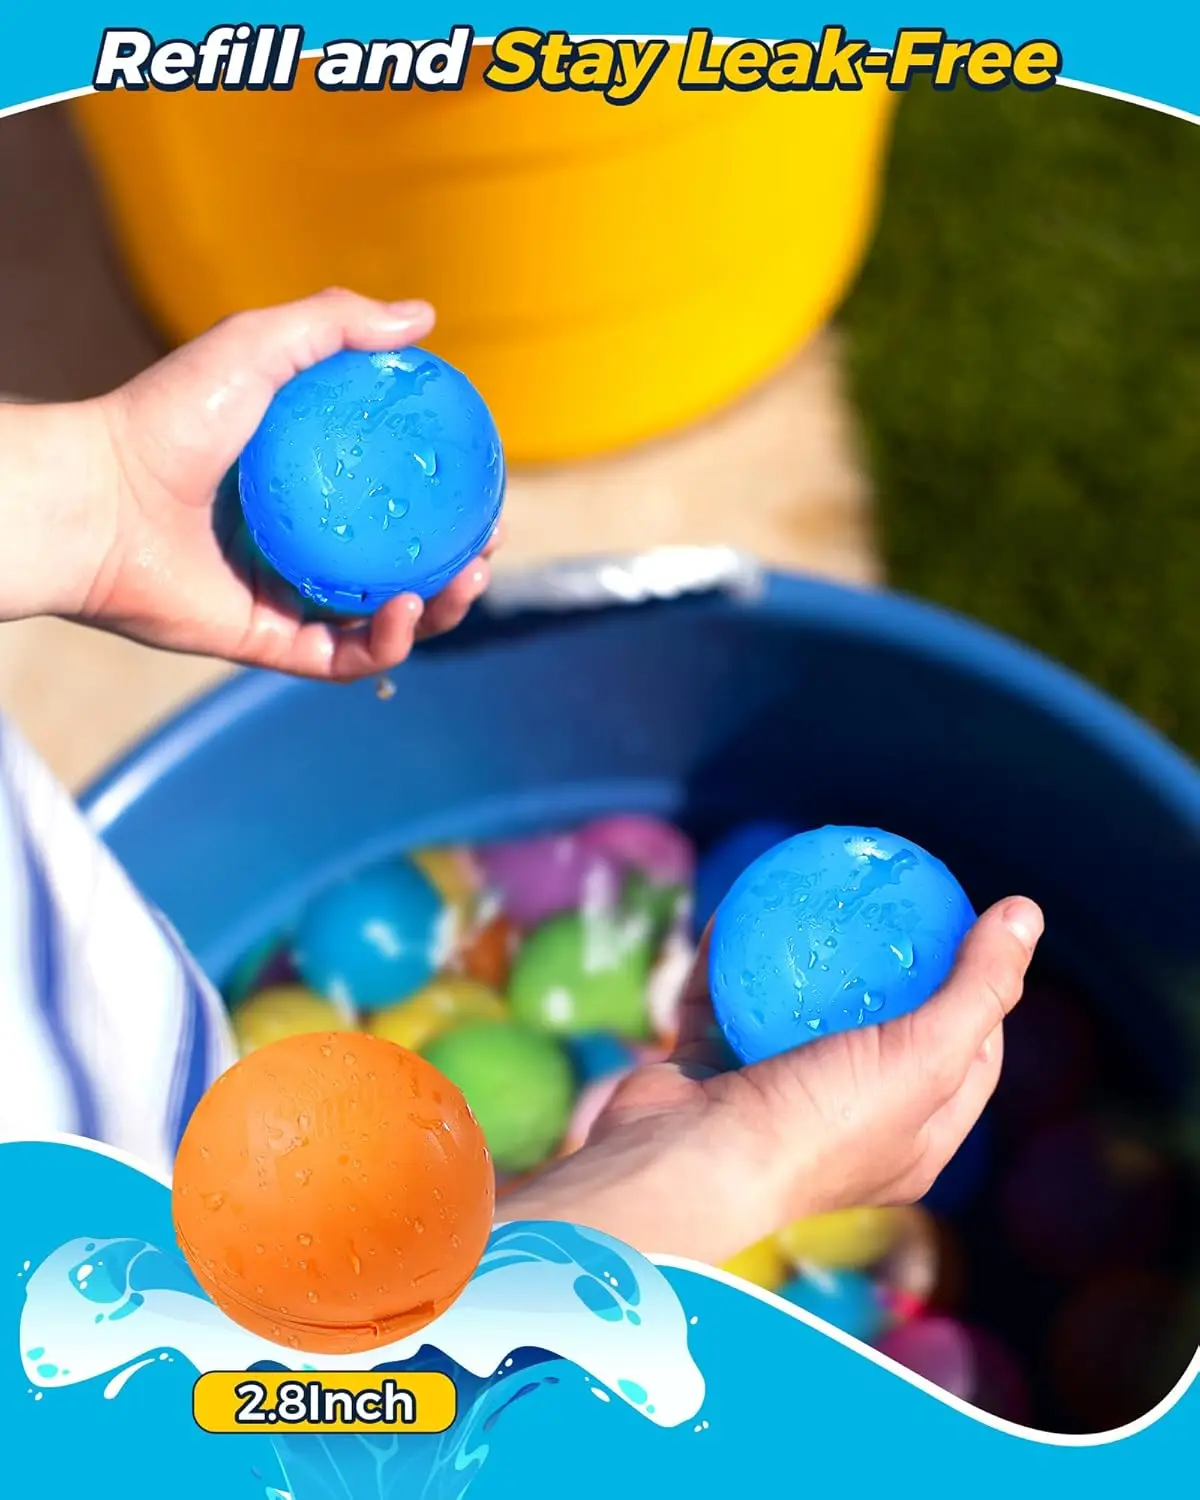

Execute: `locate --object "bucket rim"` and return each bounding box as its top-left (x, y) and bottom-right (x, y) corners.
top-left (78, 564), bottom-right (1200, 835)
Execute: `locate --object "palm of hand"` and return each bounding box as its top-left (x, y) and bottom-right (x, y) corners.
top-left (502, 901), bottom-right (1038, 1264)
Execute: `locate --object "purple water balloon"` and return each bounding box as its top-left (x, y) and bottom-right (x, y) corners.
top-left (477, 832), bottom-right (623, 929)
top-left (578, 815), bottom-right (695, 887)
top-left (878, 1317), bottom-right (973, 1399)
top-left (879, 1317), bottom-right (1029, 1423)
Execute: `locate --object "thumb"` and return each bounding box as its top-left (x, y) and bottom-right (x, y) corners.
top-left (110, 289), bottom-right (436, 492)
top-left (906, 895), bottom-right (1043, 1108)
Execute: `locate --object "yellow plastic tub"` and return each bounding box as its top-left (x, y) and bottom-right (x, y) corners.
top-left (72, 48), bottom-right (896, 465)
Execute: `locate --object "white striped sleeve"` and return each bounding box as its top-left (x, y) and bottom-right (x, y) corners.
top-left (0, 717), bottom-right (237, 1181)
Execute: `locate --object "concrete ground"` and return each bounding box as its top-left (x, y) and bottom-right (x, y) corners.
top-left (0, 101), bottom-right (878, 792)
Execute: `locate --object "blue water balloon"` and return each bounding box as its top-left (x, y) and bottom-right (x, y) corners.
top-left (238, 347), bottom-right (504, 613)
top-left (777, 1267), bottom-right (888, 1344)
top-left (709, 825), bottom-right (976, 1065)
top-left (567, 1032), bottom-right (637, 1085)
top-left (693, 820), bottom-right (798, 937)
top-left (294, 858), bottom-right (449, 1009)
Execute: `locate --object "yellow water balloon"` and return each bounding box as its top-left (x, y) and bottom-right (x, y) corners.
top-left (230, 984), bottom-right (352, 1056)
top-left (410, 847), bottom-right (482, 923)
top-left (776, 1207), bottom-right (903, 1271)
top-left (367, 975), bottom-right (507, 1054)
top-left (721, 1236), bottom-right (790, 1293)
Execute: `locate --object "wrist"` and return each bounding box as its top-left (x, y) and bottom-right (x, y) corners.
top-left (0, 397), bottom-right (121, 621)
top-left (498, 1120), bottom-right (817, 1266)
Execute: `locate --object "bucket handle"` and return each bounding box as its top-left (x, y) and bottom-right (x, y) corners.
top-left (478, 546), bottom-right (765, 617)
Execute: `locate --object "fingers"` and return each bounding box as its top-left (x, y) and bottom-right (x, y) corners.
top-left (231, 592), bottom-right (425, 680)
top-left (668, 927), bottom-right (734, 1076)
top-left (112, 290), bottom-right (438, 495)
top-left (482, 517), bottom-right (506, 558)
top-left (232, 540), bottom-right (498, 680)
top-left (887, 1025), bottom-right (1004, 1203)
top-left (203, 289), bottom-right (437, 393)
top-left (416, 558), bottom-right (491, 639)
top-left (909, 896), bottom-right (1042, 1106)
top-left (417, 519), bottom-right (504, 638)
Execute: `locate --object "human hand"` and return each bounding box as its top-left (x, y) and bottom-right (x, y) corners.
top-left (500, 896), bottom-right (1043, 1263)
top-left (7, 289), bottom-right (500, 678)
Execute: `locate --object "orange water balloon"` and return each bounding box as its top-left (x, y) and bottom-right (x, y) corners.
top-left (173, 1031), bottom-right (494, 1354)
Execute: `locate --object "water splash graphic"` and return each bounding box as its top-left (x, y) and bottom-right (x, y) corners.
top-left (18, 1219), bottom-right (704, 1500)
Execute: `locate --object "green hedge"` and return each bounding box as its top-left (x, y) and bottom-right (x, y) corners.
top-left (842, 81), bottom-right (1200, 759)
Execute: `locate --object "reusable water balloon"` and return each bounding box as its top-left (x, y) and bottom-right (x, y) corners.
top-left (776, 1207), bottom-right (903, 1272)
top-left (409, 845), bottom-right (482, 925)
top-left (422, 1020), bottom-right (575, 1173)
top-left (880, 1318), bottom-right (1030, 1423)
top-left (721, 1236), bottom-right (790, 1293)
top-left (874, 1207), bottom-right (959, 1314)
top-left (238, 348), bottom-right (504, 613)
top-left (172, 1031), bottom-right (494, 1352)
top-left (459, 912), bottom-right (519, 990)
top-left (567, 1032), bottom-right (637, 1085)
top-left (229, 983), bottom-right (351, 1055)
top-left (367, 975), bottom-right (507, 1054)
top-left (578, 815), bottom-right (696, 888)
top-left (709, 826), bottom-right (976, 1065)
top-left (509, 907), bottom-right (654, 1040)
top-left (295, 858), bottom-right (452, 1010)
top-left (693, 820), bottom-right (797, 936)
top-left (478, 832), bottom-right (622, 929)
top-left (777, 1266), bottom-right (889, 1344)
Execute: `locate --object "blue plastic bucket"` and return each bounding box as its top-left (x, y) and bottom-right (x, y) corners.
top-left (80, 558), bottom-right (1200, 1102)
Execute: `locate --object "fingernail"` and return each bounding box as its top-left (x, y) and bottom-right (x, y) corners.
top-left (465, 561), bottom-right (489, 600)
top-left (1001, 898), bottom-right (1043, 952)
top-left (382, 299), bottom-right (434, 328)
top-left (401, 594), bottom-right (424, 620)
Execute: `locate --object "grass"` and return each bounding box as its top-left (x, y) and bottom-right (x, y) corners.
top-left (840, 81), bottom-right (1200, 759)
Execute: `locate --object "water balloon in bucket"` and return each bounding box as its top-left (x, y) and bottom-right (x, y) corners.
top-left (709, 826), bottom-right (975, 1065)
top-left (238, 348), bottom-right (504, 613)
top-left (294, 857), bottom-right (455, 1011)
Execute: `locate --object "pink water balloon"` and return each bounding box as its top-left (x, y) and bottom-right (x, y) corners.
top-left (578, 815), bottom-right (696, 887)
top-left (477, 832), bottom-right (622, 929)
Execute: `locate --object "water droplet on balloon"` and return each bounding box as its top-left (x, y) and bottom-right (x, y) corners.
top-left (407, 538), bottom-right (421, 561)
top-left (413, 447), bottom-right (438, 477)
